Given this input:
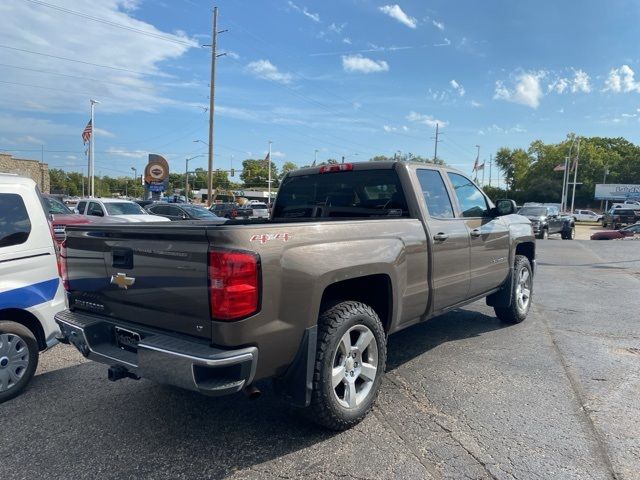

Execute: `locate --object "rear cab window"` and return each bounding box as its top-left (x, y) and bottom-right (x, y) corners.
top-left (0, 193), bottom-right (32, 248)
top-left (274, 168), bottom-right (408, 219)
top-left (416, 169), bottom-right (454, 219)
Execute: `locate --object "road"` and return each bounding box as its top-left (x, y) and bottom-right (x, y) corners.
top-left (1, 240), bottom-right (639, 479)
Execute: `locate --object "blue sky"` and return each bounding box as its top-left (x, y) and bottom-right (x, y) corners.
top-left (1, 0), bottom-right (640, 184)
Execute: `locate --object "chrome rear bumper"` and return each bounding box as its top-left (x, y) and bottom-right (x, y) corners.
top-left (55, 309), bottom-right (257, 396)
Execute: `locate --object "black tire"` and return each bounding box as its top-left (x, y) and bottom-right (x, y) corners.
top-left (309, 301), bottom-right (387, 430)
top-left (0, 321), bottom-right (39, 403)
top-left (562, 225), bottom-right (575, 240)
top-left (536, 228), bottom-right (548, 240)
top-left (494, 255), bottom-right (533, 324)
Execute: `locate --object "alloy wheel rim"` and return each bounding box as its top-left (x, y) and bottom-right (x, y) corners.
top-left (515, 268), bottom-right (532, 313)
top-left (331, 325), bottom-right (378, 409)
top-left (0, 333), bottom-right (30, 392)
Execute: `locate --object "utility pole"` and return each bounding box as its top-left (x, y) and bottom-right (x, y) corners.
top-left (185, 157), bottom-right (191, 199)
top-left (205, 7), bottom-right (227, 206)
top-left (600, 165), bottom-right (609, 211)
top-left (488, 154), bottom-right (493, 187)
top-left (570, 137), bottom-right (581, 214)
top-left (562, 136), bottom-right (577, 212)
top-left (268, 140), bottom-right (272, 204)
top-left (560, 156), bottom-right (569, 212)
top-left (474, 145), bottom-right (480, 182)
top-left (313, 149), bottom-right (318, 166)
top-left (432, 123), bottom-right (441, 162)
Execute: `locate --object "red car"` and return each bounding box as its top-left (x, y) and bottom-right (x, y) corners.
top-left (590, 223), bottom-right (640, 240)
top-left (42, 195), bottom-right (94, 242)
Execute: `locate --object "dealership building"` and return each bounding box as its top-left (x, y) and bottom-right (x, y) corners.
top-left (595, 184), bottom-right (640, 202)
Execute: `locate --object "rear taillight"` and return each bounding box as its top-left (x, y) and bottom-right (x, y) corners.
top-left (319, 163), bottom-right (353, 174)
top-left (208, 249), bottom-right (260, 321)
top-left (58, 243), bottom-right (69, 290)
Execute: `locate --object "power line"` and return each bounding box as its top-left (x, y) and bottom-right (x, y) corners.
top-left (21, 0), bottom-right (197, 47)
top-left (0, 63), bottom-right (159, 92)
top-left (0, 44), bottom-right (162, 76)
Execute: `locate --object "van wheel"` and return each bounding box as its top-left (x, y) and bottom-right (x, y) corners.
top-left (494, 255), bottom-right (533, 324)
top-left (0, 321), bottom-right (39, 403)
top-left (309, 301), bottom-right (386, 430)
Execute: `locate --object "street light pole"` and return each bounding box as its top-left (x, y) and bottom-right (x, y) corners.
top-left (185, 157), bottom-right (191, 200)
top-left (570, 138), bottom-right (581, 214)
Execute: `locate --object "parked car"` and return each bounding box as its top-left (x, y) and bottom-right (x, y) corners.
top-left (602, 207), bottom-right (640, 229)
top-left (573, 209), bottom-right (602, 223)
top-left (245, 202), bottom-right (269, 219)
top-left (518, 205), bottom-right (575, 239)
top-left (210, 202), bottom-right (252, 219)
top-left (133, 200), bottom-right (156, 209)
top-left (590, 223), bottom-right (640, 240)
top-left (42, 194), bottom-right (94, 243)
top-left (75, 198), bottom-right (170, 223)
top-left (147, 203), bottom-right (225, 222)
top-left (0, 174), bottom-right (64, 402)
top-left (56, 161), bottom-right (535, 430)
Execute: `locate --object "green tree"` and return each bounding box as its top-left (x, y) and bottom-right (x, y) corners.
top-left (279, 161), bottom-right (298, 181)
top-left (240, 159), bottom-right (278, 188)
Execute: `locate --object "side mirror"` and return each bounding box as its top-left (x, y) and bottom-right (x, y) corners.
top-left (494, 199), bottom-right (517, 216)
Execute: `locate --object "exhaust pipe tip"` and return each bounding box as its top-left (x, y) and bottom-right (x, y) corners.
top-left (243, 384), bottom-right (261, 400)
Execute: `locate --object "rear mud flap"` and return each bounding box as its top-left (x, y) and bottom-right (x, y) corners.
top-left (273, 326), bottom-right (317, 408)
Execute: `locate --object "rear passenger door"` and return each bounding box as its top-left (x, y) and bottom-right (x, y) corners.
top-left (416, 169), bottom-right (470, 311)
top-left (446, 172), bottom-right (510, 298)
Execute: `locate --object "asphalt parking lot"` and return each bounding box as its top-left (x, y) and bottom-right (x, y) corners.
top-left (1, 240), bottom-right (639, 480)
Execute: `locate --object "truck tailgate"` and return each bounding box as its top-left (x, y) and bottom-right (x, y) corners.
top-left (65, 225), bottom-right (212, 339)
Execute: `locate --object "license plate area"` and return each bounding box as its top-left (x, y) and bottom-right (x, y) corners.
top-left (114, 326), bottom-right (141, 352)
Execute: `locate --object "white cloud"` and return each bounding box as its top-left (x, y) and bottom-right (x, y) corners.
top-left (494, 72), bottom-right (545, 108)
top-left (15, 135), bottom-right (44, 145)
top-left (378, 5), bottom-right (417, 29)
top-left (433, 38), bottom-right (451, 47)
top-left (470, 100), bottom-right (482, 108)
top-left (264, 150), bottom-right (286, 158)
top-left (406, 111), bottom-right (448, 128)
top-left (483, 124), bottom-right (527, 134)
top-left (66, 155), bottom-right (78, 160)
top-left (382, 125), bottom-right (397, 132)
top-left (0, 0), bottom-right (197, 113)
top-left (94, 127), bottom-right (115, 138)
top-left (450, 79), bottom-right (465, 97)
top-left (343, 37), bottom-right (352, 45)
top-left (328, 23), bottom-right (347, 34)
top-left (106, 148), bottom-right (147, 159)
top-left (603, 65), bottom-right (640, 93)
top-left (225, 51), bottom-right (240, 60)
top-left (547, 69), bottom-right (591, 94)
top-left (246, 59), bottom-right (292, 84)
top-left (287, 1), bottom-right (320, 22)
top-left (572, 69), bottom-right (591, 93)
top-left (342, 55), bottom-right (389, 73)
top-left (432, 20), bottom-right (445, 31)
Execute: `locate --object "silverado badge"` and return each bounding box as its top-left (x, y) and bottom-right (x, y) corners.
top-left (111, 273), bottom-right (135, 290)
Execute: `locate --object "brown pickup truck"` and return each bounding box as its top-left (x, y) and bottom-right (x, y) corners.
top-left (56, 161), bottom-right (535, 430)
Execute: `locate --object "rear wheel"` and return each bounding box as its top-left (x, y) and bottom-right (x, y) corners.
top-left (309, 301), bottom-right (386, 430)
top-left (494, 255), bottom-right (533, 324)
top-left (0, 321), bottom-right (39, 403)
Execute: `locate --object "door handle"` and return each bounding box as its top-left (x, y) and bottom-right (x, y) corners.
top-left (433, 232), bottom-right (449, 241)
top-left (470, 229), bottom-right (482, 238)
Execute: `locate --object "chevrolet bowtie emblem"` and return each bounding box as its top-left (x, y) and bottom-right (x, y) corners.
top-left (110, 273), bottom-right (135, 290)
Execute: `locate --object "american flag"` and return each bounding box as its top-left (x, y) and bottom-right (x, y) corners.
top-left (472, 157), bottom-right (479, 171)
top-left (82, 120), bottom-right (92, 144)
top-left (553, 163), bottom-right (566, 172)
top-left (262, 152), bottom-right (270, 167)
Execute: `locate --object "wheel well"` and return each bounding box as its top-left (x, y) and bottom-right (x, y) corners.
top-left (320, 274), bottom-right (392, 332)
top-left (515, 242), bottom-right (535, 272)
top-left (0, 308), bottom-right (46, 350)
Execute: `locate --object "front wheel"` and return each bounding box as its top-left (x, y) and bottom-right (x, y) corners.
top-left (494, 255), bottom-right (533, 324)
top-left (536, 228), bottom-right (548, 240)
top-left (309, 301), bottom-right (387, 430)
top-left (0, 321), bottom-right (39, 403)
top-left (562, 225), bottom-right (575, 240)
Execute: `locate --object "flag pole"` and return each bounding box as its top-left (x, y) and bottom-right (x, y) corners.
top-left (268, 140), bottom-right (272, 204)
top-left (89, 99), bottom-right (99, 197)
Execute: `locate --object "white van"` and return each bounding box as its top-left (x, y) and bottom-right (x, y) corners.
top-left (0, 174), bottom-right (65, 402)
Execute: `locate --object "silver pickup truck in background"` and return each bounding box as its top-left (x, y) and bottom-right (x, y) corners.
top-left (56, 161), bottom-right (535, 430)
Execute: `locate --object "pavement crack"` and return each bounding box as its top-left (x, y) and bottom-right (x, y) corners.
top-left (539, 308), bottom-right (621, 480)
top-left (383, 372), bottom-right (505, 480)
